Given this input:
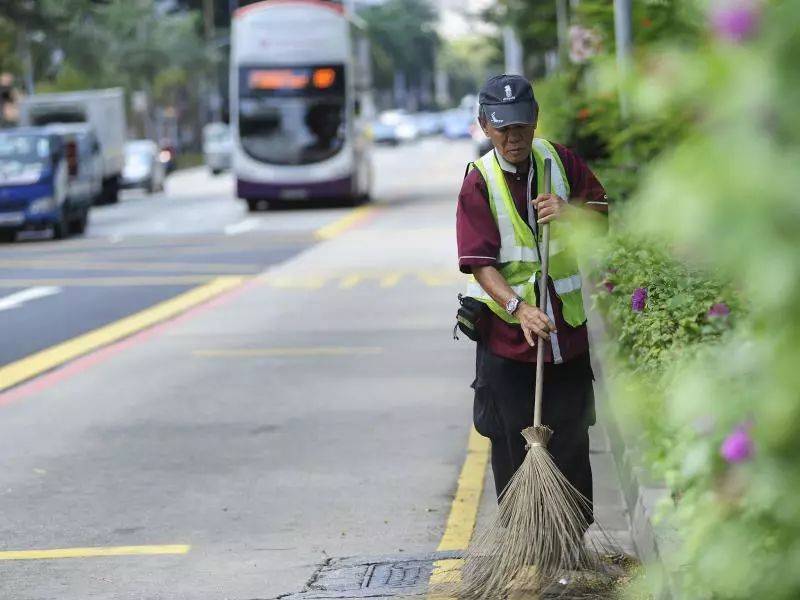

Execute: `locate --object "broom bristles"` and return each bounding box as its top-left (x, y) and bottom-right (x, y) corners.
top-left (456, 425), bottom-right (601, 599)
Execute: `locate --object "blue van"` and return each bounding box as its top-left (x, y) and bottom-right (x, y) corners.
top-left (0, 127), bottom-right (93, 242)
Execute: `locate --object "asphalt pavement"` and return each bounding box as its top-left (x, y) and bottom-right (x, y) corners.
top-left (0, 138), bottom-right (636, 599)
top-left (0, 138), bottom-right (482, 599)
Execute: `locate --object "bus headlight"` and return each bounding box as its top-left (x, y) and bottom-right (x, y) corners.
top-left (28, 196), bottom-right (56, 215)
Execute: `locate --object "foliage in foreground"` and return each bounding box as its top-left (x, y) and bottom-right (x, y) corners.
top-left (573, 1), bottom-right (800, 598)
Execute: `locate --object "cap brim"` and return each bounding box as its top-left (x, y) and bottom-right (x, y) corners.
top-left (482, 103), bottom-right (536, 128)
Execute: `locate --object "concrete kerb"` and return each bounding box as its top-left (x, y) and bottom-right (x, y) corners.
top-left (587, 305), bottom-right (683, 600)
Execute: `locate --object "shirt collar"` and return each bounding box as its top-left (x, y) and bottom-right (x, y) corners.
top-left (493, 149), bottom-right (532, 174)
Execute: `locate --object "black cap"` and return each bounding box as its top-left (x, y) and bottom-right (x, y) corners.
top-left (478, 74), bottom-right (537, 128)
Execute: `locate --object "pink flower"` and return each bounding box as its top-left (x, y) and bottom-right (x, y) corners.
top-left (709, 1), bottom-right (760, 43)
top-left (603, 280), bottom-right (615, 293)
top-left (707, 302), bottom-right (731, 318)
top-left (721, 425), bottom-right (754, 463)
top-left (631, 287), bottom-right (647, 312)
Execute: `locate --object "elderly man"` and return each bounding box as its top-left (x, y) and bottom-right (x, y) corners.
top-left (456, 74), bottom-right (609, 524)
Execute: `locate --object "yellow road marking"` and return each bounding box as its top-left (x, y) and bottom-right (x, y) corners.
top-left (418, 273), bottom-right (459, 287)
top-left (339, 274), bottom-right (362, 289)
top-left (427, 427), bottom-right (490, 598)
top-left (257, 271), bottom-right (463, 290)
top-left (437, 427), bottom-right (490, 551)
top-left (193, 346), bottom-right (383, 358)
top-left (380, 272), bottom-right (403, 288)
top-left (0, 276), bottom-right (246, 393)
top-left (314, 206), bottom-right (378, 240)
top-left (0, 276), bottom-right (226, 287)
top-left (0, 544), bottom-right (190, 561)
top-left (0, 259), bottom-right (259, 274)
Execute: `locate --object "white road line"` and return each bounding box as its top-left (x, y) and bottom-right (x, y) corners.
top-left (224, 218), bottom-right (260, 236)
top-left (0, 286), bottom-right (62, 312)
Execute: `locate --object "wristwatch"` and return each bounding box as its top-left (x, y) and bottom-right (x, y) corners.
top-left (505, 295), bottom-right (523, 316)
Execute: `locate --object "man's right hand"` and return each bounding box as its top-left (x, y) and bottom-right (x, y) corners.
top-left (514, 302), bottom-right (556, 346)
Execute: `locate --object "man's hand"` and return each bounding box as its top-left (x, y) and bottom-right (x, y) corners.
top-left (514, 302), bottom-right (556, 346)
top-left (532, 193), bottom-right (570, 224)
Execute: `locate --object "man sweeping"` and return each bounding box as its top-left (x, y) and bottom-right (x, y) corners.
top-left (456, 74), bottom-right (609, 528)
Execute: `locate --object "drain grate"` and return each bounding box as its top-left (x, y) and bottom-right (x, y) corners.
top-left (362, 563), bottom-right (422, 589)
top-left (284, 552), bottom-right (461, 598)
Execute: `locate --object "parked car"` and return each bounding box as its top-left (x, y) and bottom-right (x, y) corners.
top-left (122, 140), bottom-right (165, 194)
top-left (378, 110), bottom-right (419, 143)
top-left (19, 88), bottom-right (126, 204)
top-left (202, 122), bottom-right (232, 175)
top-left (0, 128), bottom-right (92, 241)
top-left (370, 120), bottom-right (400, 145)
top-left (412, 111), bottom-right (443, 137)
top-left (442, 110), bottom-right (473, 140)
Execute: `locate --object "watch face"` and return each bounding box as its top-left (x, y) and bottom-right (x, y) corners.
top-left (506, 297), bottom-right (519, 313)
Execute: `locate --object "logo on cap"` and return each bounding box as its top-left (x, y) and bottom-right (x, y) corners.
top-left (503, 84), bottom-right (516, 102)
top-left (490, 112), bottom-right (503, 125)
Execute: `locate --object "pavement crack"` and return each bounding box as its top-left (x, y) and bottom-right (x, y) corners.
top-left (305, 556), bottom-right (335, 591)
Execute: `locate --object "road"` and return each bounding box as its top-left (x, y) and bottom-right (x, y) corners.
top-left (0, 138), bottom-right (479, 599)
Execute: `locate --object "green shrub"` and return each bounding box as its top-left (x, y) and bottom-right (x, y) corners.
top-left (583, 1), bottom-right (800, 598)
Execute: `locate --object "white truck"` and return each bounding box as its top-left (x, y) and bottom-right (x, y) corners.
top-left (18, 88), bottom-right (126, 204)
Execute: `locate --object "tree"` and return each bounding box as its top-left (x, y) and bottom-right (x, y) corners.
top-left (489, 0), bottom-right (559, 78)
top-left (359, 0), bottom-right (440, 108)
top-left (438, 36), bottom-right (503, 103)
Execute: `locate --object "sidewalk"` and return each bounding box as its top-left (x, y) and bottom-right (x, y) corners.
top-left (270, 181), bottom-right (637, 598)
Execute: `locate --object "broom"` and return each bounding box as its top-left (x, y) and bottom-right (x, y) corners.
top-left (459, 157), bottom-right (598, 599)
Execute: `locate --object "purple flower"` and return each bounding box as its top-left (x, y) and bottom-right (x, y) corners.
top-left (721, 425), bottom-right (754, 463)
top-left (603, 280), bottom-right (615, 293)
top-left (707, 302), bottom-right (731, 318)
top-left (710, 1), bottom-right (760, 43)
top-left (631, 287), bottom-right (647, 312)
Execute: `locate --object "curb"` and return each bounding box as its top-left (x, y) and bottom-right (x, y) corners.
top-left (588, 310), bottom-right (682, 600)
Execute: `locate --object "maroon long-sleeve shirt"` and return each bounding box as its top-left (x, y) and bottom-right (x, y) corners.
top-left (456, 142), bottom-right (609, 364)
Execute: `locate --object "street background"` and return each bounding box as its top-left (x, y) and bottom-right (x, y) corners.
top-left (2, 0), bottom-right (794, 599)
top-left (0, 139), bottom-right (480, 598)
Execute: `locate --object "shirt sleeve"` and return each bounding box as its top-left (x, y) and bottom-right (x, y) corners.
top-left (553, 143), bottom-right (609, 216)
top-left (456, 167), bottom-right (500, 274)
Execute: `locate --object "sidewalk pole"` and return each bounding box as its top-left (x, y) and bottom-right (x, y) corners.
top-left (613, 0), bottom-right (633, 120)
top-left (555, 0), bottom-right (570, 68)
top-left (503, 26), bottom-right (524, 76)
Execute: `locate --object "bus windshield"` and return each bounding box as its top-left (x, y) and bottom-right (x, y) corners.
top-left (238, 65), bottom-right (345, 166)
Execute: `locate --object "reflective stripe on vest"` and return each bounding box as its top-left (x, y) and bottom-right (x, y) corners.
top-left (467, 139), bottom-right (587, 335)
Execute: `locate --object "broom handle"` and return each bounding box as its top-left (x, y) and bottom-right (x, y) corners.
top-left (533, 158), bottom-right (552, 428)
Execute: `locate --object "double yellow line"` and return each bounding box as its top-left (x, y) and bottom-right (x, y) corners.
top-left (0, 277), bottom-right (245, 394)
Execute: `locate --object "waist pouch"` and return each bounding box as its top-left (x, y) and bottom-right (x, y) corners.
top-left (454, 293), bottom-right (487, 342)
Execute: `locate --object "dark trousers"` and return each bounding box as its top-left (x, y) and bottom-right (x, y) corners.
top-left (472, 344), bottom-right (596, 525)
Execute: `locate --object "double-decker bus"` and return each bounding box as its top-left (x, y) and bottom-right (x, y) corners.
top-left (231, 0), bottom-right (372, 209)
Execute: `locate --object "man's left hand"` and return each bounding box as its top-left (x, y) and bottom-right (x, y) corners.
top-left (532, 193), bottom-right (569, 224)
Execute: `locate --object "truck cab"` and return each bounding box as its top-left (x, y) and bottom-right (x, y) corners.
top-left (45, 123), bottom-right (103, 207)
top-left (0, 128), bottom-right (91, 241)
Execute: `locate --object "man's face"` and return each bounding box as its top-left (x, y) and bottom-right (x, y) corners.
top-left (481, 117), bottom-right (536, 165)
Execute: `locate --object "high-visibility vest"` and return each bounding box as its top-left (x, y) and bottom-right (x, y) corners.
top-left (466, 138), bottom-right (587, 333)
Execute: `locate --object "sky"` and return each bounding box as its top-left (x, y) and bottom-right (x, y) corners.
top-left (354, 0), bottom-right (497, 40)
top-left (435, 0), bottom-right (496, 39)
